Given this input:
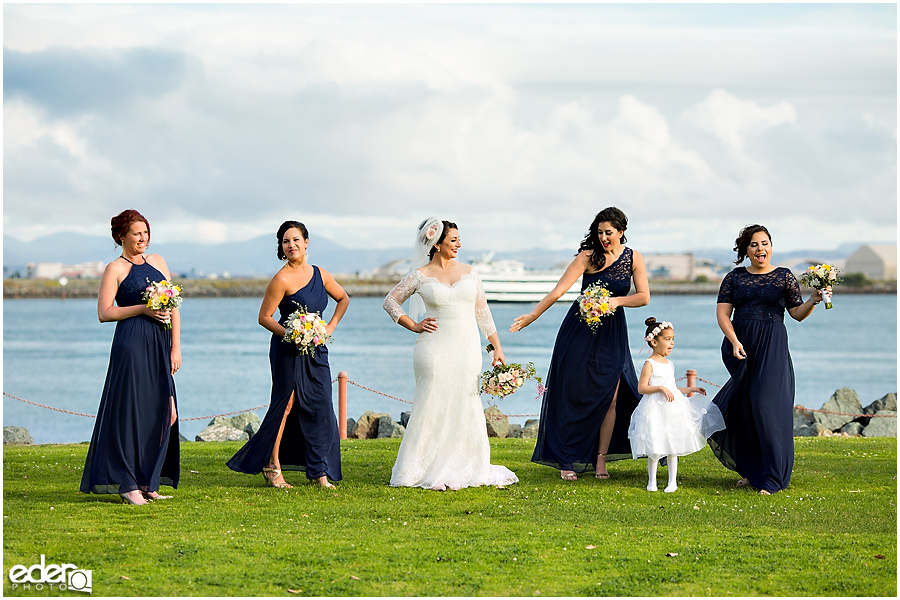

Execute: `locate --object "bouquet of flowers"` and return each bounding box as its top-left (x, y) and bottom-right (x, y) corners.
top-left (142, 279), bottom-right (183, 329)
top-left (799, 264), bottom-right (841, 309)
top-left (481, 344), bottom-right (544, 400)
top-left (282, 304), bottom-right (331, 356)
top-left (577, 283), bottom-right (616, 332)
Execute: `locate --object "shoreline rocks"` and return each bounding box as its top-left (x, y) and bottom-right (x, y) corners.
top-left (794, 390), bottom-right (897, 438)
top-left (3, 426), bottom-right (34, 446)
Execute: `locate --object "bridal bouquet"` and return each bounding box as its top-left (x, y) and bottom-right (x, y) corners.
top-left (142, 279), bottom-right (183, 329)
top-left (481, 347), bottom-right (543, 400)
top-left (799, 264), bottom-right (841, 309)
top-left (282, 305), bottom-right (331, 356)
top-left (577, 283), bottom-right (616, 332)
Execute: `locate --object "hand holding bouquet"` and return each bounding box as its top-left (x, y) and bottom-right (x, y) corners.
top-left (143, 279), bottom-right (183, 329)
top-left (799, 264), bottom-right (841, 309)
top-left (282, 305), bottom-right (331, 356)
top-left (577, 283), bottom-right (616, 332)
top-left (481, 349), bottom-right (543, 400)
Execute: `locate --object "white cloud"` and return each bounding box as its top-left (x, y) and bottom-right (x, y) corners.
top-left (681, 89), bottom-right (797, 154)
top-left (2, 4), bottom-right (895, 254)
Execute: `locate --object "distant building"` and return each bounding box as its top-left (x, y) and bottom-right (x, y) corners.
top-left (844, 244), bottom-right (897, 280)
top-left (27, 261), bottom-right (106, 279)
top-left (643, 253), bottom-right (722, 281)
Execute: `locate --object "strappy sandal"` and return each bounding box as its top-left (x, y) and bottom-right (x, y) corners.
top-left (735, 477), bottom-right (751, 488)
top-left (262, 466), bottom-right (293, 488)
top-left (595, 453), bottom-right (610, 479)
top-left (758, 489), bottom-right (772, 496)
top-left (560, 471), bottom-right (578, 481)
top-left (142, 491), bottom-right (173, 501)
top-left (315, 476), bottom-right (335, 490)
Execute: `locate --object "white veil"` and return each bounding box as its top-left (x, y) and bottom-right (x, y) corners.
top-left (408, 217), bottom-right (445, 321)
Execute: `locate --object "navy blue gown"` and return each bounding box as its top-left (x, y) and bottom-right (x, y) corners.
top-left (227, 266), bottom-right (342, 481)
top-left (81, 258), bottom-right (180, 495)
top-left (708, 267), bottom-right (803, 493)
top-left (532, 247), bottom-right (641, 473)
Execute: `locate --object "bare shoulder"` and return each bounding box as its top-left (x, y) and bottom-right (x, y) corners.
top-left (103, 257), bottom-right (129, 276)
top-left (459, 263), bottom-right (474, 275)
top-left (144, 253), bottom-right (169, 270)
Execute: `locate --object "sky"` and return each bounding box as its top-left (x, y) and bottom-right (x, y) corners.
top-left (3, 3), bottom-right (897, 254)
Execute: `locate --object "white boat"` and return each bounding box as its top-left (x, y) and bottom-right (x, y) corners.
top-left (469, 253), bottom-right (581, 303)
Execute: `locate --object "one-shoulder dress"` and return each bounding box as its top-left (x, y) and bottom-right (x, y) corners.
top-left (532, 247), bottom-right (641, 473)
top-left (708, 267), bottom-right (803, 493)
top-left (81, 259), bottom-right (180, 495)
top-left (227, 266), bottom-right (342, 482)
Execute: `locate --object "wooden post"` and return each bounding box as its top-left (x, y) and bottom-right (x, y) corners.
top-left (338, 371), bottom-right (348, 440)
top-left (686, 369), bottom-right (697, 397)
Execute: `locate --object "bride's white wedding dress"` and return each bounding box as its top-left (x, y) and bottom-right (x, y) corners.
top-left (383, 268), bottom-right (519, 489)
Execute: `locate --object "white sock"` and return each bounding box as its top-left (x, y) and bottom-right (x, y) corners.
top-left (647, 458), bottom-right (658, 491)
top-left (664, 455), bottom-right (678, 492)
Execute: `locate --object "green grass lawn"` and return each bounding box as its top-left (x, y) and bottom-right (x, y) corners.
top-left (3, 437), bottom-right (896, 596)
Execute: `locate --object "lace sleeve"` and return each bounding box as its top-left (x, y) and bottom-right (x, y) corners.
top-left (473, 272), bottom-right (497, 339)
top-left (717, 270), bottom-right (735, 304)
top-left (782, 268), bottom-right (804, 309)
top-left (383, 272), bottom-right (420, 323)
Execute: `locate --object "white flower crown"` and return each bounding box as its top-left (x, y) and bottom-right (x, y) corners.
top-left (644, 321), bottom-right (673, 342)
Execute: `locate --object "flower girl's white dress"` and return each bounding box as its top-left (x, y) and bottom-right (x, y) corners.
top-left (628, 359), bottom-right (726, 460)
top-left (383, 269), bottom-right (518, 489)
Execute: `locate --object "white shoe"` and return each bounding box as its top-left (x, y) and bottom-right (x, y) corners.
top-left (664, 485), bottom-right (677, 493)
top-left (647, 484), bottom-right (657, 492)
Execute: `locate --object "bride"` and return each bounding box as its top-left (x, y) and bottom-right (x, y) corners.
top-left (382, 217), bottom-right (519, 490)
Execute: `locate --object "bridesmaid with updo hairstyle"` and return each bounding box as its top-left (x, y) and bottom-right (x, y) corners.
top-left (227, 220), bottom-right (349, 489)
top-left (81, 209), bottom-right (181, 505)
top-left (709, 224), bottom-right (829, 495)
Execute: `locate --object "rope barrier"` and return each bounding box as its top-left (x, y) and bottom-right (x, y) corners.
top-left (5, 373), bottom-right (896, 422)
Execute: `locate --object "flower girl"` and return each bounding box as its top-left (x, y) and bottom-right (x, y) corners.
top-left (628, 318), bottom-right (726, 492)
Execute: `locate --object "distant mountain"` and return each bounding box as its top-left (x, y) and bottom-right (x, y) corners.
top-left (2, 232), bottom-right (412, 278)
top-left (3, 232), bottom-right (870, 278)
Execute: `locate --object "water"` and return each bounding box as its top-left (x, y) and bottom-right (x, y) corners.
top-left (3, 295), bottom-right (896, 444)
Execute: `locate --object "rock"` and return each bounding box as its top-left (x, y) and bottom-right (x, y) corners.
top-left (195, 423), bottom-right (248, 442)
top-left (377, 416), bottom-right (405, 438)
top-left (862, 411), bottom-right (897, 437)
top-left (3, 426), bottom-right (33, 446)
top-left (813, 388), bottom-right (862, 431)
top-left (400, 411), bottom-right (411, 428)
top-left (484, 406), bottom-right (509, 438)
top-left (520, 420), bottom-right (540, 438)
top-left (839, 422), bottom-right (864, 436)
top-left (793, 406), bottom-right (815, 436)
top-left (210, 412), bottom-right (261, 432)
top-left (809, 423), bottom-right (832, 437)
top-left (508, 424), bottom-right (522, 439)
top-left (244, 421), bottom-right (260, 439)
top-left (864, 393), bottom-right (898, 415)
top-left (349, 410), bottom-right (390, 439)
top-left (346, 418), bottom-right (357, 436)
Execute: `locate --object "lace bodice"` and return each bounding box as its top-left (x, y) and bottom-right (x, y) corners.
top-left (717, 267), bottom-right (803, 323)
top-left (116, 259), bottom-right (166, 307)
top-left (582, 247), bottom-right (633, 297)
top-left (383, 269), bottom-right (497, 338)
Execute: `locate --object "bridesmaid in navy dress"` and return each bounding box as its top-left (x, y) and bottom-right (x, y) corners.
top-left (709, 225), bottom-right (828, 495)
top-left (227, 221), bottom-right (349, 489)
top-left (81, 210), bottom-right (180, 505)
top-left (510, 207), bottom-right (649, 480)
